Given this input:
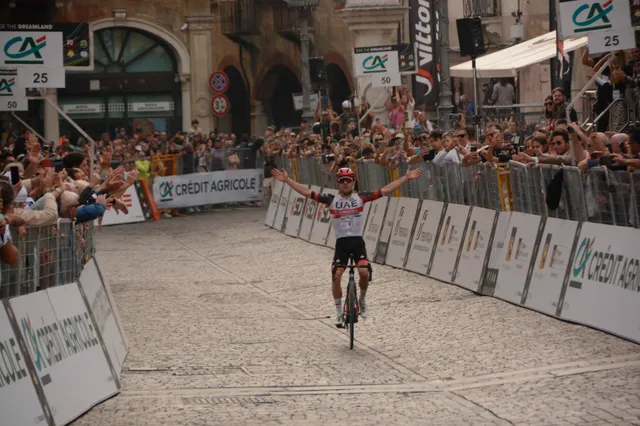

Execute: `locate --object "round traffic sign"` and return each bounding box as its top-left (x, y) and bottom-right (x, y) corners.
top-left (209, 71), bottom-right (229, 93)
top-left (211, 94), bottom-right (230, 117)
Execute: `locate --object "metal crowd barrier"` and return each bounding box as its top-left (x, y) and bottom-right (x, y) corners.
top-left (0, 219), bottom-right (96, 300)
top-left (276, 154), bottom-right (640, 229)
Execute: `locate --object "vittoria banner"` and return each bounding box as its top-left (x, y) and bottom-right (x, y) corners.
top-left (409, 0), bottom-right (441, 108)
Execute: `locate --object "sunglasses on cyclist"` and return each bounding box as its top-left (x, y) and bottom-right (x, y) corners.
top-left (338, 177), bottom-right (354, 184)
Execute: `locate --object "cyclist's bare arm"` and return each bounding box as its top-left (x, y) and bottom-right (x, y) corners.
top-left (380, 167), bottom-right (424, 196)
top-left (286, 176), bottom-right (312, 198)
top-left (272, 168), bottom-right (312, 198)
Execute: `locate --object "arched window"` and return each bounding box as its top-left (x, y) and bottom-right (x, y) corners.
top-left (91, 28), bottom-right (177, 74)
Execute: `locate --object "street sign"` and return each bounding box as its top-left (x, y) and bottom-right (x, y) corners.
top-left (587, 27), bottom-right (637, 54)
top-left (353, 45), bottom-right (400, 77)
top-left (0, 30), bottom-right (63, 68)
top-left (210, 71), bottom-right (229, 93)
top-left (211, 94), bottom-right (230, 117)
top-left (558, 0), bottom-right (632, 39)
top-left (17, 66), bottom-right (65, 88)
top-left (371, 72), bottom-right (401, 88)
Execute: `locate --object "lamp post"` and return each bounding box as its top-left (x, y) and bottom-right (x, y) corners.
top-left (284, 0), bottom-right (319, 123)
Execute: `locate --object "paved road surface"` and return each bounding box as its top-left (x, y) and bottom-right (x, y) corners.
top-left (75, 208), bottom-right (640, 425)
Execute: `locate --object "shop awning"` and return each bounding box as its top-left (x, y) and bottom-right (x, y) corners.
top-left (450, 30), bottom-right (588, 79)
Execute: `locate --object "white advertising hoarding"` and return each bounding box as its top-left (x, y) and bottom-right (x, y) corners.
top-left (154, 169), bottom-right (263, 209)
top-left (10, 284), bottom-right (118, 426)
top-left (265, 180), bottom-right (284, 227)
top-left (524, 218), bottom-right (579, 316)
top-left (375, 197), bottom-right (399, 264)
top-left (284, 189), bottom-right (307, 237)
top-left (482, 211), bottom-right (512, 294)
top-left (453, 207), bottom-right (498, 292)
top-left (362, 196), bottom-right (389, 260)
top-left (273, 184), bottom-right (291, 232)
top-left (0, 303), bottom-right (49, 426)
top-left (561, 222), bottom-right (640, 343)
top-left (100, 185), bottom-right (146, 226)
top-left (404, 200), bottom-right (445, 275)
top-left (309, 188), bottom-right (335, 246)
top-left (429, 204), bottom-right (471, 283)
top-left (298, 185), bottom-right (321, 241)
top-left (385, 197), bottom-right (420, 269)
top-left (78, 259), bottom-right (127, 379)
top-left (321, 189), bottom-right (339, 248)
top-left (493, 212), bottom-right (542, 304)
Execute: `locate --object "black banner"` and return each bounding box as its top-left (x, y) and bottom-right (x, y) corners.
top-left (409, 0), bottom-right (440, 109)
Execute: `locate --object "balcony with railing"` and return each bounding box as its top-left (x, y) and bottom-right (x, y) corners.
top-left (273, 1), bottom-right (302, 42)
top-left (219, 0), bottom-right (259, 37)
top-left (463, 0), bottom-right (501, 18)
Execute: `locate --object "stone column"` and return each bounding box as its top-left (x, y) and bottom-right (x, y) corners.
top-left (251, 100), bottom-right (268, 137)
top-left (180, 74), bottom-right (192, 131)
top-left (43, 88), bottom-right (60, 144)
top-left (339, 0), bottom-right (408, 123)
top-left (186, 15), bottom-right (215, 133)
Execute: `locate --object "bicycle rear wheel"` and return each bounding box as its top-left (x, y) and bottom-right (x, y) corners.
top-left (347, 279), bottom-right (357, 350)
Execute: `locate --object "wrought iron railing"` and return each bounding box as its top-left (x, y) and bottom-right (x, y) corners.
top-left (463, 0), bottom-right (501, 18)
top-left (273, 1), bottom-right (300, 34)
top-left (219, 0), bottom-right (259, 36)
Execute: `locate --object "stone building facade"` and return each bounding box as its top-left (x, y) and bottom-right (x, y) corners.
top-left (3, 0), bottom-right (357, 140)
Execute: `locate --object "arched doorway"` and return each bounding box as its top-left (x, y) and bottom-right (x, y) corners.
top-left (223, 66), bottom-right (250, 137)
top-left (325, 63), bottom-right (352, 115)
top-left (257, 65), bottom-right (302, 129)
top-left (59, 27), bottom-right (181, 140)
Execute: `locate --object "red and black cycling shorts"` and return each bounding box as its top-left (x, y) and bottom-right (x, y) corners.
top-left (332, 236), bottom-right (369, 272)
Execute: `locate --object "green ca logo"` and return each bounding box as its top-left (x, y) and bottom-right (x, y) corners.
top-left (572, 236), bottom-right (596, 277)
top-left (0, 77), bottom-right (16, 96)
top-left (572, 0), bottom-right (613, 32)
top-left (362, 54), bottom-right (388, 73)
top-left (4, 35), bottom-right (47, 65)
top-left (159, 180), bottom-right (174, 201)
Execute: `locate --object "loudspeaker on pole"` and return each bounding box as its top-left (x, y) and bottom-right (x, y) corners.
top-left (456, 18), bottom-right (487, 58)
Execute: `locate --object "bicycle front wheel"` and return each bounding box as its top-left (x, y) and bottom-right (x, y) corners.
top-left (348, 279), bottom-right (357, 350)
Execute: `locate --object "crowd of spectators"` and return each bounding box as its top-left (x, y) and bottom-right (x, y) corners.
top-left (0, 127), bottom-right (141, 265)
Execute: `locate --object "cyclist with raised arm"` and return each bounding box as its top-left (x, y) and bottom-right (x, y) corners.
top-left (271, 166), bottom-right (423, 327)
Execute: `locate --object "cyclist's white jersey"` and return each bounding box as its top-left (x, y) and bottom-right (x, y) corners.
top-left (311, 189), bottom-right (383, 239)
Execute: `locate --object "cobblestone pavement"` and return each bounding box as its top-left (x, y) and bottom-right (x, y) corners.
top-left (74, 208), bottom-right (640, 425)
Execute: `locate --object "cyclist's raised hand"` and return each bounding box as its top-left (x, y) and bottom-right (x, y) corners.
top-left (271, 168), bottom-right (288, 182)
top-left (405, 166), bottom-right (424, 180)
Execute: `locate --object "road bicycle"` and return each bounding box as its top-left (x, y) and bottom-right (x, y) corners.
top-left (341, 256), bottom-right (372, 350)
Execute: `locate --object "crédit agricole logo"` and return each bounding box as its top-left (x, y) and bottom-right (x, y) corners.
top-left (3, 35), bottom-right (47, 65)
top-left (572, 0), bottom-right (614, 32)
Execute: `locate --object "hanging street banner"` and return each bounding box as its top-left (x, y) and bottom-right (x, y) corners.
top-left (558, 0), bottom-right (633, 39)
top-left (153, 169), bottom-right (264, 209)
top-left (409, 0), bottom-right (441, 108)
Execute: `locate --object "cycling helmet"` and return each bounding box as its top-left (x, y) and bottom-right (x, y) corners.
top-left (336, 167), bottom-right (355, 180)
